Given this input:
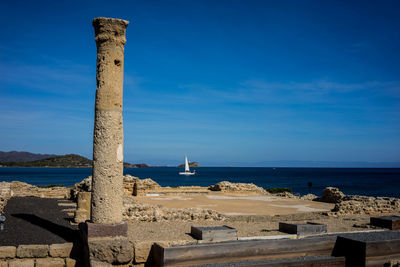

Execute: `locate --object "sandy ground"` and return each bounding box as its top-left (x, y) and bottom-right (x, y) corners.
top-left (134, 193), bottom-right (334, 216)
top-left (127, 213), bottom-right (377, 243)
top-left (128, 193), bottom-right (394, 243)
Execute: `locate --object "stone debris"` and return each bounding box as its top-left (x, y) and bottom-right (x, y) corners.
top-left (71, 176), bottom-right (92, 199)
top-left (122, 196), bottom-right (225, 222)
top-left (275, 192), bottom-right (299, 199)
top-left (300, 194), bottom-right (318, 201)
top-left (208, 181), bottom-right (267, 194)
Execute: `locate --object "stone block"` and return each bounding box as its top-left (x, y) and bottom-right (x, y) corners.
top-left (66, 257), bottom-right (83, 267)
top-left (191, 225), bottom-right (237, 242)
top-left (80, 221), bottom-right (128, 239)
top-left (0, 260), bottom-right (6, 267)
top-left (77, 192), bottom-right (91, 211)
top-left (35, 258), bottom-right (65, 267)
top-left (49, 243), bottom-right (74, 257)
top-left (133, 241), bottom-right (153, 263)
top-left (0, 246), bottom-right (16, 259)
top-left (74, 209), bottom-right (89, 223)
top-left (279, 222), bottom-right (327, 235)
top-left (90, 260), bottom-right (112, 266)
top-left (88, 238), bottom-right (133, 265)
top-left (370, 216), bottom-right (400, 230)
top-left (16, 244), bottom-right (48, 258)
top-left (8, 258), bottom-right (35, 267)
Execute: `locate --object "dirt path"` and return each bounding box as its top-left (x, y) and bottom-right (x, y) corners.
top-left (134, 193), bottom-right (334, 216)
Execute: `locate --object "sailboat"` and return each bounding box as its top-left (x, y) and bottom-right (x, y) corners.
top-left (179, 156), bottom-right (196, 176)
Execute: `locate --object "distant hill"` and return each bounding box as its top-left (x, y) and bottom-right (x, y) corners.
top-left (124, 163), bottom-right (149, 168)
top-left (0, 154), bottom-right (92, 168)
top-left (0, 151), bottom-right (149, 168)
top-left (178, 161), bottom-right (199, 168)
top-left (0, 151), bottom-right (56, 162)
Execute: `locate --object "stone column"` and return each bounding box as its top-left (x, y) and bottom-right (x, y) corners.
top-left (91, 17), bottom-right (129, 224)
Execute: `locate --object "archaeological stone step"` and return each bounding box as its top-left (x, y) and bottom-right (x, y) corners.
top-left (191, 225), bottom-right (238, 242)
top-left (279, 222), bottom-right (327, 236)
top-left (370, 215), bottom-right (400, 230)
top-left (332, 230), bottom-right (400, 267)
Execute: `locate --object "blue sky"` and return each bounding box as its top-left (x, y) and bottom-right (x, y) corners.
top-left (0, 0), bottom-right (399, 166)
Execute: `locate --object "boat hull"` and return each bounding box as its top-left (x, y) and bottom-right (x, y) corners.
top-left (179, 172), bottom-right (196, 176)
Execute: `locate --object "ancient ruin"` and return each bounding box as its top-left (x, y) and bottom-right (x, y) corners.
top-left (91, 17), bottom-right (129, 225)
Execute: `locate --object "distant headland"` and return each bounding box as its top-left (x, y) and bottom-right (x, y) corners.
top-left (177, 161), bottom-right (199, 168)
top-left (0, 151), bottom-right (149, 168)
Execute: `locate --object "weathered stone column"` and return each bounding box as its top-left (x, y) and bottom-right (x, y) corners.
top-left (91, 17), bottom-right (129, 224)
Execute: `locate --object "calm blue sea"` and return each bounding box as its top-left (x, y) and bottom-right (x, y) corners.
top-left (0, 167), bottom-right (399, 197)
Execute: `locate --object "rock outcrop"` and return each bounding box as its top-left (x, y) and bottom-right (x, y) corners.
top-left (208, 181), bottom-right (267, 194)
top-left (123, 196), bottom-right (224, 222)
top-left (319, 187), bottom-right (345, 203)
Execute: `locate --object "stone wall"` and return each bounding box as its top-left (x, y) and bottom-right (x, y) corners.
top-left (0, 182), bottom-right (11, 214)
top-left (318, 187), bottom-right (400, 216)
top-left (208, 181), bottom-right (267, 194)
top-left (0, 182), bottom-right (69, 213)
top-left (0, 243), bottom-right (80, 267)
top-left (328, 195), bottom-right (400, 216)
top-left (123, 196), bottom-right (224, 222)
top-left (9, 182), bottom-right (69, 199)
top-left (132, 177), bottom-right (160, 196)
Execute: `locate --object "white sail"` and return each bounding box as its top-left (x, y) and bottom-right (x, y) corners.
top-left (185, 156), bottom-right (190, 172)
top-left (179, 155), bottom-right (196, 176)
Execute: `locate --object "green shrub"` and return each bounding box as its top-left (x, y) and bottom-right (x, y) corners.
top-left (265, 187), bottom-right (292, 193)
top-left (38, 184), bottom-right (64, 188)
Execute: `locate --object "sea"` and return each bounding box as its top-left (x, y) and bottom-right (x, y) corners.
top-left (0, 167), bottom-right (399, 198)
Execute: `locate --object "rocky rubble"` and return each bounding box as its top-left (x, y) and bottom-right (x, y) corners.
top-left (318, 187), bottom-right (400, 216)
top-left (122, 196), bottom-right (224, 222)
top-left (300, 193), bottom-right (318, 201)
top-left (329, 195), bottom-right (400, 216)
top-left (71, 175), bottom-right (161, 197)
top-left (133, 177), bottom-right (161, 196)
top-left (319, 187), bottom-right (345, 203)
top-left (208, 181), bottom-right (267, 194)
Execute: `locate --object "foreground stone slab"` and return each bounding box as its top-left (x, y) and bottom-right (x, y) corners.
top-left (0, 246), bottom-right (16, 259)
top-left (88, 238), bottom-right (133, 265)
top-left (370, 215), bottom-right (400, 230)
top-left (153, 235), bottom-right (337, 266)
top-left (16, 244), bottom-right (48, 258)
top-left (49, 243), bottom-right (74, 257)
top-left (333, 231), bottom-right (400, 266)
top-left (8, 259), bottom-right (34, 267)
top-left (191, 225), bottom-right (237, 242)
top-left (190, 255), bottom-right (345, 266)
top-left (279, 222), bottom-right (327, 236)
top-left (133, 241), bottom-right (154, 264)
top-left (35, 257), bottom-right (65, 267)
